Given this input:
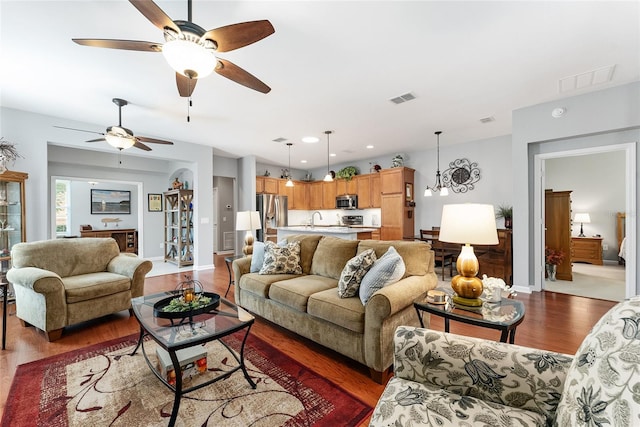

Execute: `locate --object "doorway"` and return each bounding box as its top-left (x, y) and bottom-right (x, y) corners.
top-left (533, 143), bottom-right (636, 299)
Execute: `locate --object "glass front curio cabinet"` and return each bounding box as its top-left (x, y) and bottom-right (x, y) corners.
top-left (0, 171), bottom-right (27, 272)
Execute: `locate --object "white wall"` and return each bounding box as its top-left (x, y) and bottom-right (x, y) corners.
top-left (546, 151), bottom-right (625, 261)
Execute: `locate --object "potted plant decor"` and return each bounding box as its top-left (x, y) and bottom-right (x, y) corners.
top-left (545, 247), bottom-right (565, 281)
top-left (336, 166), bottom-right (358, 181)
top-left (496, 204), bottom-right (513, 229)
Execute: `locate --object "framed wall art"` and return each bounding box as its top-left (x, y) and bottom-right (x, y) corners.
top-left (148, 193), bottom-right (162, 212)
top-left (91, 189), bottom-right (131, 214)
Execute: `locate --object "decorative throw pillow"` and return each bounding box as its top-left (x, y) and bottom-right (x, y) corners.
top-left (338, 248), bottom-right (377, 298)
top-left (249, 241), bottom-right (266, 273)
top-left (359, 246), bottom-right (405, 304)
top-left (259, 240), bottom-right (303, 275)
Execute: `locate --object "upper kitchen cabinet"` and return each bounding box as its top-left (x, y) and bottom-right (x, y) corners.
top-left (256, 176), bottom-right (278, 194)
top-left (277, 179), bottom-right (309, 210)
top-left (336, 178), bottom-right (357, 196)
top-left (356, 174), bottom-right (381, 208)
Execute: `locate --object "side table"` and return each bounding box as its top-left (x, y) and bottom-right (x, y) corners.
top-left (414, 289), bottom-right (525, 344)
top-left (224, 255), bottom-right (245, 297)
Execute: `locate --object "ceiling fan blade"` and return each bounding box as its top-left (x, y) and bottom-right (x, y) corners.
top-left (215, 59), bottom-right (271, 94)
top-left (129, 0), bottom-right (180, 34)
top-left (86, 138), bottom-right (107, 143)
top-left (137, 136), bottom-right (174, 145)
top-left (202, 20), bottom-right (275, 53)
top-left (54, 125), bottom-right (104, 135)
top-left (176, 73), bottom-right (197, 97)
top-left (133, 140), bottom-right (152, 151)
top-left (73, 39), bottom-right (161, 52)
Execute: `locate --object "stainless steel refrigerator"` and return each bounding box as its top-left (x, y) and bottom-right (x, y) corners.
top-left (256, 194), bottom-right (288, 242)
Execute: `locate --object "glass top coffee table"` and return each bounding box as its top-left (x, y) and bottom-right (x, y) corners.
top-left (130, 290), bottom-right (255, 427)
top-left (414, 288), bottom-right (525, 344)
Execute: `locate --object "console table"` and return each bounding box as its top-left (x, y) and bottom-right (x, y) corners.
top-left (80, 228), bottom-right (138, 254)
top-left (571, 236), bottom-right (603, 265)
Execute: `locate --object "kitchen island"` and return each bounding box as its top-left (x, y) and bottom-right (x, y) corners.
top-left (277, 226), bottom-right (378, 241)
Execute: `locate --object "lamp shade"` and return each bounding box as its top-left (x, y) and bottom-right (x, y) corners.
top-left (574, 213), bottom-right (591, 224)
top-left (235, 211), bottom-right (262, 231)
top-left (439, 204), bottom-right (499, 245)
top-left (162, 39), bottom-right (216, 79)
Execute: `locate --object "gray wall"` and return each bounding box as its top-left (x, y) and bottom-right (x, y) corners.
top-left (213, 176), bottom-right (235, 251)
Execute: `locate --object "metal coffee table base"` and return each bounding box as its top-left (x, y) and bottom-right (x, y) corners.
top-left (130, 324), bottom-right (256, 426)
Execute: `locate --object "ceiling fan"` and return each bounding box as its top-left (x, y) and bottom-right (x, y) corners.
top-left (72, 0), bottom-right (274, 97)
top-left (55, 98), bottom-right (174, 151)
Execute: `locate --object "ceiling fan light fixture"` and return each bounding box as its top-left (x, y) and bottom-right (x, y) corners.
top-left (162, 39), bottom-right (215, 79)
top-left (105, 133), bottom-right (135, 150)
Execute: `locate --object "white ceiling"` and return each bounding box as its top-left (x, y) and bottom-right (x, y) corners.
top-left (1, 1), bottom-right (639, 169)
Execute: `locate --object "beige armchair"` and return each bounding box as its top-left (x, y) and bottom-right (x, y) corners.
top-left (7, 238), bottom-right (152, 341)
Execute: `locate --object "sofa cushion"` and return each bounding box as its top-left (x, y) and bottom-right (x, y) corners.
top-left (259, 241), bottom-right (303, 275)
top-left (285, 234), bottom-right (323, 274)
top-left (63, 272), bottom-right (132, 304)
top-left (239, 272), bottom-right (299, 299)
top-left (310, 236), bottom-right (359, 280)
top-left (249, 241), bottom-right (265, 273)
top-left (359, 246), bottom-right (405, 304)
top-left (554, 298), bottom-right (640, 427)
top-left (358, 239), bottom-right (431, 277)
top-left (338, 248), bottom-right (377, 298)
top-left (308, 288), bottom-right (366, 333)
top-left (268, 275), bottom-right (338, 312)
top-left (370, 376), bottom-right (547, 427)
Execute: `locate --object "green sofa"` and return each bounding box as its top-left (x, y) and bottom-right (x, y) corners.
top-left (233, 234), bottom-right (437, 383)
top-left (7, 238), bottom-right (152, 341)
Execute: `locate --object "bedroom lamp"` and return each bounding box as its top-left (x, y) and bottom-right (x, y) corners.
top-left (438, 203), bottom-right (499, 306)
top-left (236, 211), bottom-right (262, 256)
top-left (574, 213), bottom-right (591, 237)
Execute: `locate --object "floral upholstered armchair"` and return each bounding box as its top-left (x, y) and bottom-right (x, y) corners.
top-left (370, 298), bottom-right (640, 427)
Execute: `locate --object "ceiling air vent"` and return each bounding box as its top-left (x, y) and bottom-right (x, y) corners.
top-left (480, 116), bottom-right (495, 124)
top-left (389, 92), bottom-right (416, 104)
top-left (272, 137), bottom-right (287, 143)
top-left (559, 65), bottom-right (616, 93)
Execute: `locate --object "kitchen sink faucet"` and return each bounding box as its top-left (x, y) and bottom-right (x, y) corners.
top-left (311, 211), bottom-right (323, 227)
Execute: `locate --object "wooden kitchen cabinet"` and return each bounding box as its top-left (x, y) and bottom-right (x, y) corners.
top-left (256, 176), bottom-right (278, 194)
top-left (572, 236), bottom-right (603, 265)
top-left (293, 181), bottom-right (309, 210)
top-left (309, 182), bottom-right (323, 210)
top-left (322, 181), bottom-right (337, 209)
top-left (336, 178), bottom-right (357, 195)
top-left (356, 174), bottom-right (381, 208)
top-left (545, 190), bottom-right (572, 280)
top-left (380, 167), bottom-right (415, 240)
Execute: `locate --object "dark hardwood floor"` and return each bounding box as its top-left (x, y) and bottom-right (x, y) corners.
top-left (0, 255), bottom-right (617, 424)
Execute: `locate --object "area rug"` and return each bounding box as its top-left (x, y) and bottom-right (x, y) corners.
top-left (2, 333), bottom-right (372, 426)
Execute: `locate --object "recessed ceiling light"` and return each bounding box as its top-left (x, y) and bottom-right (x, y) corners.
top-left (366, 145), bottom-right (374, 149)
top-left (302, 136), bottom-right (319, 143)
top-left (330, 153), bottom-right (336, 157)
top-left (300, 160), bottom-right (307, 163)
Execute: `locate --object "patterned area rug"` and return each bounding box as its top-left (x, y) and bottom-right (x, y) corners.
top-left (2, 333), bottom-right (372, 426)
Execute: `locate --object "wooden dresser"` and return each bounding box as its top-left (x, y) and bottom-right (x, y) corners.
top-left (80, 228), bottom-right (138, 254)
top-left (571, 236), bottom-right (603, 265)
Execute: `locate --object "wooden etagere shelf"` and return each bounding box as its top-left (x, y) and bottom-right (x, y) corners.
top-left (163, 189), bottom-right (194, 267)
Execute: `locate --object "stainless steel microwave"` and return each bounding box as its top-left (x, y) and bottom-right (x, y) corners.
top-left (336, 194), bottom-right (358, 210)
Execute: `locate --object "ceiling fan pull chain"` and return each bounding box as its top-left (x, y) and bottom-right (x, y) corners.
top-left (187, 96), bottom-right (191, 122)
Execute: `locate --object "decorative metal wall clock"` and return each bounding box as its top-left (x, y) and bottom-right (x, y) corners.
top-left (442, 158), bottom-right (481, 193)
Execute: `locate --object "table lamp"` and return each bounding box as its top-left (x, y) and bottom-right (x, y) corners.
top-left (438, 204), bottom-right (499, 306)
top-left (574, 213), bottom-right (591, 237)
top-left (236, 211), bottom-right (262, 256)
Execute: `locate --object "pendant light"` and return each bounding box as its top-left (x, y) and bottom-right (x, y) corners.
top-left (323, 130), bottom-right (333, 182)
top-left (285, 142), bottom-right (294, 187)
top-left (424, 131), bottom-right (449, 197)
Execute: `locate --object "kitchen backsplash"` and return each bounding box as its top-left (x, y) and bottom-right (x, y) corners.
top-left (288, 208), bottom-right (381, 227)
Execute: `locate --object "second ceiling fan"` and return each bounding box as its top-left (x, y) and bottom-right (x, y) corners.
top-left (73, 0), bottom-right (275, 97)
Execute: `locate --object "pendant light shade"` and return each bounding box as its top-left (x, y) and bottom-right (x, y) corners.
top-left (285, 142), bottom-right (294, 187)
top-left (323, 130), bottom-right (333, 182)
top-left (424, 131), bottom-right (448, 197)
